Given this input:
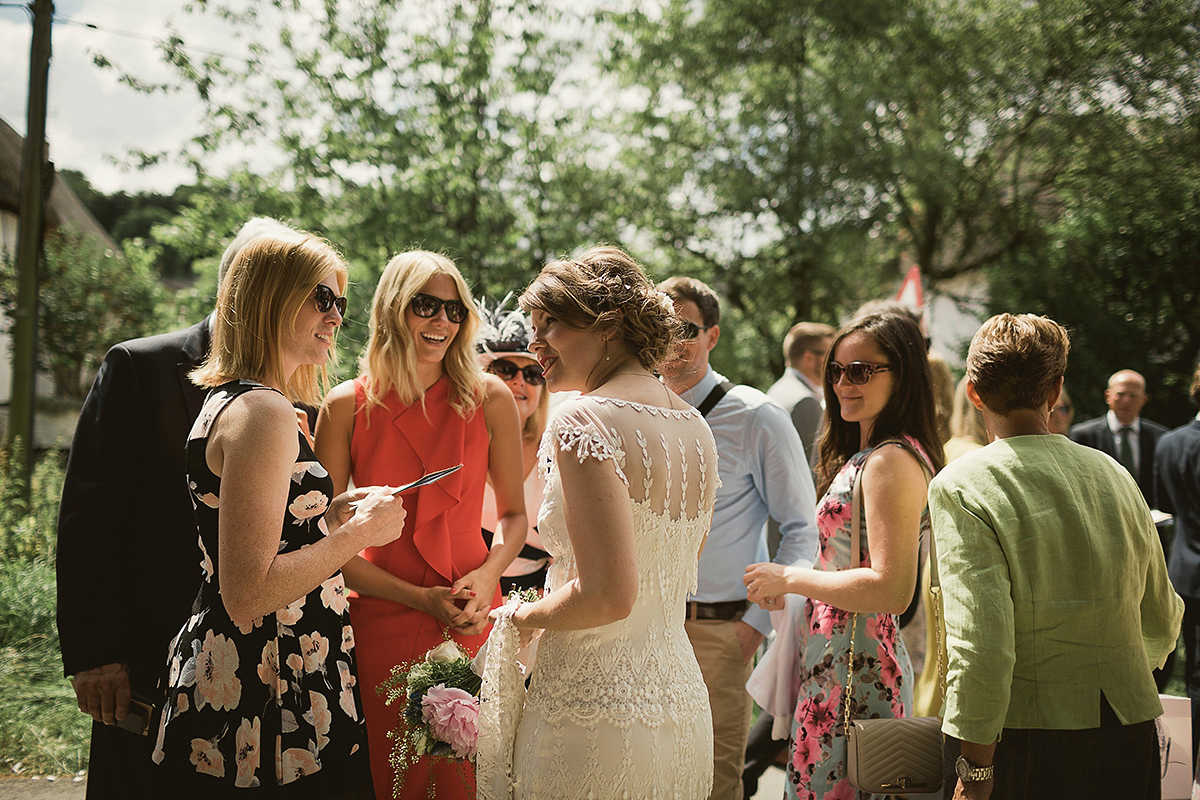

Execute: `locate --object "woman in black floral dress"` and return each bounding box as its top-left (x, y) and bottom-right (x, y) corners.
top-left (151, 232), bottom-right (408, 797)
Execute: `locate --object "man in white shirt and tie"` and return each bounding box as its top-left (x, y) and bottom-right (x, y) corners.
top-left (1069, 369), bottom-right (1168, 502)
top-left (1071, 369), bottom-right (1175, 690)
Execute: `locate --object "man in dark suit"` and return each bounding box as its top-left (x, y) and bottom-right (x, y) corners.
top-left (1156, 363), bottom-right (1200, 764)
top-left (1069, 369), bottom-right (1168, 502)
top-left (1070, 367), bottom-right (1174, 689)
top-left (766, 321), bottom-right (833, 468)
top-left (56, 218), bottom-right (294, 798)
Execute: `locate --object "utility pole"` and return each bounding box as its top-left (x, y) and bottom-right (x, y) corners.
top-left (8, 0), bottom-right (54, 503)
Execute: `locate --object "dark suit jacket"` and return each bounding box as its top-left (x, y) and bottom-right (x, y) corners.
top-left (765, 368), bottom-right (823, 467)
top-left (57, 319), bottom-right (210, 692)
top-left (1156, 419), bottom-right (1200, 598)
top-left (1069, 414), bottom-right (1168, 502)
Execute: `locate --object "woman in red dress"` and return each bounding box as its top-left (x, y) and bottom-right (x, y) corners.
top-left (315, 250), bottom-right (527, 800)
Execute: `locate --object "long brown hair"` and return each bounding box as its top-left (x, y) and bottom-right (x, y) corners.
top-left (814, 311), bottom-right (945, 495)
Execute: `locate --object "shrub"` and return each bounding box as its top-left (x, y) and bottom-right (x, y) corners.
top-left (0, 448), bottom-right (89, 775)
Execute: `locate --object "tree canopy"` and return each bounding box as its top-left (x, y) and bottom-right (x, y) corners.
top-left (89, 0), bottom-right (1200, 421)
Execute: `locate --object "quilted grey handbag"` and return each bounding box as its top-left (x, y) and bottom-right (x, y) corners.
top-left (846, 715), bottom-right (944, 794)
top-left (841, 442), bottom-right (944, 794)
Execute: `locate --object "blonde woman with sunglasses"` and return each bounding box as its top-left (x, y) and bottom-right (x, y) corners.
top-left (314, 251), bottom-right (526, 800)
top-left (151, 233), bottom-right (408, 798)
top-left (743, 310), bottom-right (945, 800)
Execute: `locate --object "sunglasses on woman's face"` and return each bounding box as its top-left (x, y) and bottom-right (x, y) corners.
top-left (410, 293), bottom-right (469, 324)
top-left (487, 358), bottom-right (545, 386)
top-left (314, 284), bottom-right (347, 317)
top-left (827, 361), bottom-right (892, 385)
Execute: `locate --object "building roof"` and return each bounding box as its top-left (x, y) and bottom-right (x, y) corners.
top-left (0, 115), bottom-right (118, 249)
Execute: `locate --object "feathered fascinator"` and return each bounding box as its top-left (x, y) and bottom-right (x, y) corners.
top-left (476, 293), bottom-right (536, 360)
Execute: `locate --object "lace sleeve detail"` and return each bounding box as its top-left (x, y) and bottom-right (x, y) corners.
top-left (476, 605), bottom-right (525, 800)
top-left (545, 402), bottom-right (629, 487)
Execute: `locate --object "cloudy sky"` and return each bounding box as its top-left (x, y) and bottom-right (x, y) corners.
top-left (0, 0), bottom-right (231, 194)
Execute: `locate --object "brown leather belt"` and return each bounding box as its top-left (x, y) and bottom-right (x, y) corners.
top-left (685, 600), bottom-right (749, 621)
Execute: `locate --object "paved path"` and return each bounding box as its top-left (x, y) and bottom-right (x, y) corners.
top-left (0, 775), bottom-right (86, 799)
top-left (0, 767), bottom-right (784, 799)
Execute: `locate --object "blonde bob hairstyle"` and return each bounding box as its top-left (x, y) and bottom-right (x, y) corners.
top-left (191, 232), bottom-right (348, 406)
top-left (360, 250), bottom-right (484, 418)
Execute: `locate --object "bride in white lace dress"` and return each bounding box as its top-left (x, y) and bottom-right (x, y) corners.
top-left (477, 247), bottom-right (718, 800)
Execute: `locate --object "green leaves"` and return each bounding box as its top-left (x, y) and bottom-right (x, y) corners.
top-left (0, 231), bottom-right (168, 399)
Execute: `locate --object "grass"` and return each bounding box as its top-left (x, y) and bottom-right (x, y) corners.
top-left (0, 558), bottom-right (90, 776)
top-left (0, 449), bottom-right (90, 777)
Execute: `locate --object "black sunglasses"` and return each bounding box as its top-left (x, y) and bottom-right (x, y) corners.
top-left (410, 293), bottom-right (469, 324)
top-left (827, 361), bottom-right (892, 385)
top-left (680, 321), bottom-right (712, 340)
top-left (487, 358), bottom-right (545, 386)
top-left (314, 284), bottom-right (347, 317)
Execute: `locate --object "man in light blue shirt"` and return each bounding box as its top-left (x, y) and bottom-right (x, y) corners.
top-left (658, 277), bottom-right (819, 800)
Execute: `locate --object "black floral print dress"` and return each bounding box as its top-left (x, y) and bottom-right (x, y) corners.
top-left (152, 380), bottom-right (367, 790)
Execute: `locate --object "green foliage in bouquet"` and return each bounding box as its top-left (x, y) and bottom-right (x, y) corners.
top-left (379, 589), bottom-right (538, 797)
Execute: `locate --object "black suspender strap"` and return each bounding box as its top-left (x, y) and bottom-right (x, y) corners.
top-left (696, 380), bottom-right (735, 417)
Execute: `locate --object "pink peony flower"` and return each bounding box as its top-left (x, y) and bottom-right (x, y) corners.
top-left (304, 691), bottom-right (332, 751)
top-left (198, 540), bottom-right (214, 582)
top-left (420, 684), bottom-right (480, 759)
top-left (234, 717), bottom-right (261, 788)
top-left (280, 746), bottom-right (320, 784)
top-left (299, 632), bottom-right (330, 674)
top-left (826, 780), bottom-right (859, 800)
top-left (320, 577), bottom-right (349, 615)
top-left (189, 736), bottom-right (226, 778)
top-left (277, 596), bottom-right (306, 626)
top-left (338, 661), bottom-right (359, 720)
top-left (288, 490), bottom-right (329, 522)
top-left (195, 630), bottom-right (241, 712)
top-left (257, 640), bottom-right (283, 695)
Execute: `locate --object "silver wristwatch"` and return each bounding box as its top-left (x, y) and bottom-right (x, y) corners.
top-left (955, 756), bottom-right (995, 782)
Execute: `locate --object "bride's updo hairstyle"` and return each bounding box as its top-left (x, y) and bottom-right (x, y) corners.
top-left (519, 245), bottom-right (678, 370)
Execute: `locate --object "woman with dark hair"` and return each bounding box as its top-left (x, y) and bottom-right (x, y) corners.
top-left (476, 246), bottom-right (719, 799)
top-left (744, 310), bottom-right (944, 800)
top-left (930, 314), bottom-right (1180, 800)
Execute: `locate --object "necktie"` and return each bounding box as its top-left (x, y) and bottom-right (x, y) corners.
top-left (1118, 426), bottom-right (1135, 473)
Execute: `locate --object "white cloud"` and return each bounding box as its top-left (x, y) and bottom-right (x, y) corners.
top-left (0, 0), bottom-right (237, 194)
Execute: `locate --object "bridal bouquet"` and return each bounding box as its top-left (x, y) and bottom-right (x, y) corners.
top-left (382, 590), bottom-right (538, 795)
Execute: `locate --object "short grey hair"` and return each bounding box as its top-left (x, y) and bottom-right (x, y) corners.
top-left (218, 217), bottom-right (300, 286)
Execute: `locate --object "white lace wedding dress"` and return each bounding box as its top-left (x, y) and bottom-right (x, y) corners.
top-left (478, 394), bottom-right (718, 800)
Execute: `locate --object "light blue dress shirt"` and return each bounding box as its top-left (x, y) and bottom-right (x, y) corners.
top-left (678, 368), bottom-right (819, 635)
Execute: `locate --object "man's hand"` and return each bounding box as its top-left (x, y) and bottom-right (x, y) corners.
top-left (71, 662), bottom-right (131, 725)
top-left (733, 619), bottom-right (765, 662)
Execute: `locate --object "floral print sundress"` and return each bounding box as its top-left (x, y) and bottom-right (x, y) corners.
top-left (786, 438), bottom-right (931, 800)
top-left (152, 380), bottom-right (367, 789)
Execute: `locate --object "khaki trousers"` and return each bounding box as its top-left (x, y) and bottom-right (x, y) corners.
top-left (686, 618), bottom-right (754, 800)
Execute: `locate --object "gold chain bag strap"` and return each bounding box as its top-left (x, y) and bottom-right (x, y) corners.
top-left (842, 441), bottom-right (944, 794)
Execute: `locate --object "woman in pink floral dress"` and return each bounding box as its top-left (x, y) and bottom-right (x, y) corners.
top-left (151, 232), bottom-right (407, 798)
top-left (744, 310), bottom-right (944, 799)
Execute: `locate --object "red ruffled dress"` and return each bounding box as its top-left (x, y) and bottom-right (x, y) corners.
top-left (347, 375), bottom-right (496, 800)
